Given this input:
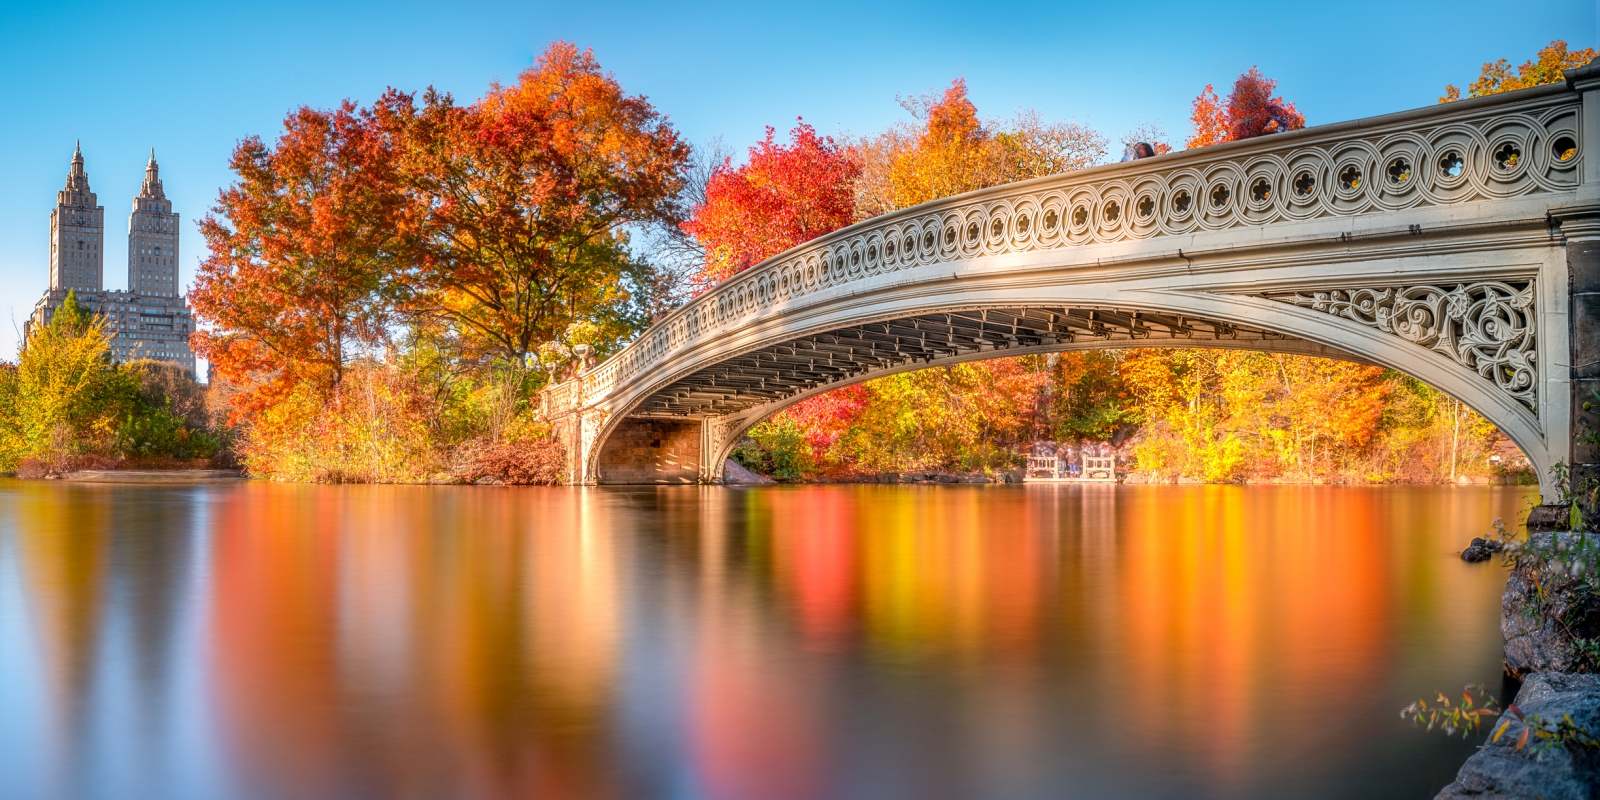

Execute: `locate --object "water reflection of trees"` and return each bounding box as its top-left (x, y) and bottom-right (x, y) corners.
top-left (11, 482), bottom-right (198, 794)
top-left (205, 485), bottom-right (628, 798)
top-left (4, 483), bottom-right (1528, 798)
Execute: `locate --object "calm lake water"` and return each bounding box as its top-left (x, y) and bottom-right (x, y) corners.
top-left (0, 481), bottom-right (1536, 799)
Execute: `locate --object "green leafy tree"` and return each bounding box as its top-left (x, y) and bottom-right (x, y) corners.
top-left (0, 292), bottom-right (139, 471)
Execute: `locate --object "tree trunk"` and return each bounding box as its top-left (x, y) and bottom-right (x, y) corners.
top-left (1450, 399), bottom-right (1460, 483)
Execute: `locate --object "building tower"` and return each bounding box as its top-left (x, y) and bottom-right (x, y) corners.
top-left (49, 142), bottom-right (105, 293)
top-left (128, 150), bottom-right (179, 297)
top-left (28, 144), bottom-right (198, 374)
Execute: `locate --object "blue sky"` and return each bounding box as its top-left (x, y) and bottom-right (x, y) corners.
top-left (0, 0), bottom-right (1593, 362)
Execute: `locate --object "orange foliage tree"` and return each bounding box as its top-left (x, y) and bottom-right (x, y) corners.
top-left (192, 42), bottom-right (684, 481)
top-left (867, 79), bottom-right (1106, 212)
top-left (376, 41), bottom-right (690, 361)
top-left (191, 102), bottom-right (408, 417)
top-left (680, 121), bottom-right (859, 287)
top-left (887, 79), bottom-right (992, 207)
top-left (1440, 40), bottom-right (1597, 102)
top-left (1185, 67), bottom-right (1305, 149)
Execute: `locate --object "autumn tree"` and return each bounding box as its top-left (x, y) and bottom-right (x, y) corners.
top-left (854, 79), bottom-right (1106, 219)
top-left (191, 102), bottom-right (407, 416)
top-left (0, 292), bottom-right (140, 471)
top-left (1185, 85), bottom-right (1231, 149)
top-left (377, 41), bottom-right (690, 362)
top-left (1049, 351), bottom-right (1135, 441)
top-left (1185, 67), bottom-right (1305, 149)
top-left (680, 120), bottom-right (859, 287)
top-left (1441, 40), bottom-right (1598, 102)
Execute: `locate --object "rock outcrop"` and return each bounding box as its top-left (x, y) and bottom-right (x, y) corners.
top-left (723, 459), bottom-right (776, 485)
top-left (1435, 673), bottom-right (1600, 799)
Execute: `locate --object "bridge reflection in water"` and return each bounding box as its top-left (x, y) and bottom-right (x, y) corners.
top-left (0, 481), bottom-right (1532, 798)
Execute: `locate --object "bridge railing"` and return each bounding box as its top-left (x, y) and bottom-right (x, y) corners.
top-left (550, 83), bottom-right (1580, 415)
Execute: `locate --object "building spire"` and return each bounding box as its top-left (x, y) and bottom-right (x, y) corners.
top-left (140, 147), bottom-right (164, 200)
top-left (65, 141), bottom-right (89, 194)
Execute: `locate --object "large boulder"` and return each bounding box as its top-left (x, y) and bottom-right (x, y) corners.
top-left (1435, 673), bottom-right (1600, 799)
top-left (1503, 532), bottom-right (1600, 677)
top-left (722, 459), bottom-right (776, 485)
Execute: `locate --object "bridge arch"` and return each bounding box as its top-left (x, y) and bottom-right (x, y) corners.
top-left (588, 282), bottom-right (1550, 487)
top-left (544, 74), bottom-right (1600, 504)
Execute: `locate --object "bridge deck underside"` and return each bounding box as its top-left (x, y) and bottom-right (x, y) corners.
top-left (631, 306), bottom-right (1297, 418)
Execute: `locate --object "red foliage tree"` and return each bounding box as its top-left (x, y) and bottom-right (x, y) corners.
top-left (681, 120), bottom-right (859, 287)
top-left (1185, 85), bottom-right (1230, 149)
top-left (1225, 67), bottom-right (1305, 141)
top-left (191, 102), bottom-right (408, 418)
top-left (1185, 67), bottom-right (1304, 149)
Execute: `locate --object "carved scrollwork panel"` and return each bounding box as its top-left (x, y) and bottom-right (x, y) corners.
top-left (1271, 281), bottom-right (1538, 411)
top-left (703, 415), bottom-right (746, 468)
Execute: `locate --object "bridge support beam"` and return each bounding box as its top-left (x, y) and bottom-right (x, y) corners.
top-left (1566, 220), bottom-right (1600, 509)
top-left (1553, 61), bottom-right (1600, 521)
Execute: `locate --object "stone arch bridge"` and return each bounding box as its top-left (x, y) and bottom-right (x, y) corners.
top-left (544, 64), bottom-right (1600, 502)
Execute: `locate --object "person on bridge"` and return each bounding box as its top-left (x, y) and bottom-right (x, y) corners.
top-left (1119, 142), bottom-right (1157, 162)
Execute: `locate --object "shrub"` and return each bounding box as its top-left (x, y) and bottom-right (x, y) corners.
top-left (16, 451), bottom-right (117, 479)
top-left (732, 416), bottom-right (813, 480)
top-left (240, 364), bottom-right (441, 483)
top-left (454, 436), bottom-right (566, 485)
top-left (118, 405), bottom-right (222, 460)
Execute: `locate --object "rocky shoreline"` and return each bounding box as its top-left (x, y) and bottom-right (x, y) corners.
top-left (57, 469), bottom-right (246, 484)
top-left (1436, 522), bottom-right (1600, 798)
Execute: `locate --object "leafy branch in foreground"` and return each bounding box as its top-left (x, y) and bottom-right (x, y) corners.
top-left (1401, 684), bottom-right (1502, 738)
top-left (1402, 684), bottom-right (1600, 757)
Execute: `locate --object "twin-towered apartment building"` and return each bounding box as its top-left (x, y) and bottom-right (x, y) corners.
top-left (26, 143), bottom-right (196, 372)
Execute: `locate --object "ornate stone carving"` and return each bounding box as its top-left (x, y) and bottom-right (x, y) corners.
top-left (703, 415), bottom-right (747, 468)
top-left (578, 408), bottom-right (609, 482)
top-left (1273, 281), bottom-right (1538, 411)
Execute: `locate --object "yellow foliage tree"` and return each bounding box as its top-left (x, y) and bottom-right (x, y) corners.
top-left (0, 292), bottom-right (138, 472)
top-left (853, 79), bottom-right (1106, 220)
top-left (1441, 40), bottom-right (1597, 102)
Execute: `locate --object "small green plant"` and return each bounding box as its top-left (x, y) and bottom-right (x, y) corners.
top-left (1401, 685), bottom-right (1502, 738)
top-left (1403, 685), bottom-right (1600, 757)
top-left (1572, 637), bottom-right (1600, 671)
top-left (1577, 385), bottom-right (1599, 450)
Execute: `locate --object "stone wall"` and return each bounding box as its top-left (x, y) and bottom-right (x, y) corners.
top-left (594, 418), bottom-right (702, 484)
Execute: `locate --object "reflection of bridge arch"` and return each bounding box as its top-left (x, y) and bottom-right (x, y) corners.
top-left (545, 69), bottom-right (1600, 501)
